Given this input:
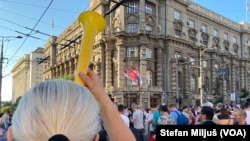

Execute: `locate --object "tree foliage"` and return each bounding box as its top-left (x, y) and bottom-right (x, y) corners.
top-left (0, 96), bottom-right (22, 114)
top-left (52, 74), bottom-right (75, 81)
top-left (213, 79), bottom-right (221, 95)
top-left (240, 88), bottom-right (250, 98)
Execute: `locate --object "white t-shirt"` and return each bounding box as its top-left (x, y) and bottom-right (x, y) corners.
top-left (147, 114), bottom-right (154, 131)
top-left (133, 110), bottom-right (144, 129)
top-left (120, 114), bottom-right (130, 127)
top-left (245, 110), bottom-right (250, 125)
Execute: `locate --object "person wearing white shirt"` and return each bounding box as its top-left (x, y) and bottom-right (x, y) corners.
top-left (118, 104), bottom-right (130, 127)
top-left (243, 102), bottom-right (250, 125)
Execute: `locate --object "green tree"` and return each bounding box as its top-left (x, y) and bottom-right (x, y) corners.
top-left (52, 75), bottom-right (74, 81)
top-left (213, 79), bottom-right (223, 104)
top-left (213, 79), bottom-right (221, 95)
top-left (0, 101), bottom-right (14, 114)
top-left (240, 88), bottom-right (250, 98)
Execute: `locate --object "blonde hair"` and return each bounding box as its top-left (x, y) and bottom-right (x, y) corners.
top-left (12, 79), bottom-right (100, 141)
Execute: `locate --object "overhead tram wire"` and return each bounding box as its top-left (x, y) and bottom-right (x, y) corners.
top-left (0, 8), bottom-right (64, 29)
top-left (0, 24), bottom-right (47, 41)
top-left (0, 18), bottom-right (52, 37)
top-left (0, 0), bottom-right (82, 14)
top-left (4, 0), bottom-right (54, 74)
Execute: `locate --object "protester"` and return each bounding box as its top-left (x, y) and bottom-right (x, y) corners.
top-left (7, 70), bottom-right (136, 141)
top-left (197, 106), bottom-right (217, 125)
top-left (130, 103), bottom-right (144, 141)
top-left (233, 110), bottom-right (247, 125)
top-left (217, 108), bottom-right (234, 125)
top-left (243, 102), bottom-right (250, 125)
top-left (0, 112), bottom-right (10, 136)
top-left (158, 105), bottom-right (176, 125)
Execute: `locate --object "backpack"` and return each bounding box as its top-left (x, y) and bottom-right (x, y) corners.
top-left (174, 111), bottom-right (189, 125)
top-left (158, 116), bottom-right (176, 125)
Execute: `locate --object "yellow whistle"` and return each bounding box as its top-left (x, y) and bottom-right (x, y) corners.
top-left (75, 11), bottom-right (106, 85)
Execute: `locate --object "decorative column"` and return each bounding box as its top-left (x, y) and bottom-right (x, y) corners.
top-left (96, 62), bottom-right (101, 77)
top-left (65, 62), bottom-right (69, 75)
top-left (240, 63), bottom-right (245, 89)
top-left (55, 67), bottom-right (58, 77)
top-left (211, 62), bottom-right (218, 96)
top-left (184, 65), bottom-right (189, 95)
top-left (156, 47), bottom-right (163, 86)
top-left (139, 44), bottom-right (147, 106)
top-left (74, 58), bottom-right (78, 74)
top-left (116, 35), bottom-right (126, 88)
top-left (61, 64), bottom-right (65, 76)
top-left (105, 48), bottom-right (112, 88)
top-left (69, 60), bottom-right (73, 75)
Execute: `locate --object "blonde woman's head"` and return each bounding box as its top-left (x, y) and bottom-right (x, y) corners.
top-left (11, 79), bottom-right (100, 141)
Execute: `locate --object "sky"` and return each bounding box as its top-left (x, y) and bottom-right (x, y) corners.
top-left (0, 0), bottom-right (249, 101)
top-left (0, 0), bottom-right (89, 101)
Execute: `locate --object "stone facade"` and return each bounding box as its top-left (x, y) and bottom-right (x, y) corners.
top-left (42, 0), bottom-right (250, 108)
top-left (11, 47), bottom-right (44, 102)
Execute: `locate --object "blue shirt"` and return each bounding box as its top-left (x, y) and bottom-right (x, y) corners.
top-left (153, 111), bottom-right (161, 131)
top-left (170, 110), bottom-right (181, 122)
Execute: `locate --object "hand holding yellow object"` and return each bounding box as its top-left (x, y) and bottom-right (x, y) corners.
top-left (75, 11), bottom-right (106, 85)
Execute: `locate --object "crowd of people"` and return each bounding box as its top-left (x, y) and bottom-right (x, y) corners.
top-left (0, 70), bottom-right (249, 141)
top-left (116, 101), bottom-right (250, 141)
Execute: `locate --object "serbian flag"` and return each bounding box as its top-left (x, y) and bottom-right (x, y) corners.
top-left (123, 67), bottom-right (142, 84)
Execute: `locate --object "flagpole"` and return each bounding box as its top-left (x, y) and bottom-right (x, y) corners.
top-left (51, 17), bottom-right (54, 37)
top-left (246, 0), bottom-right (248, 22)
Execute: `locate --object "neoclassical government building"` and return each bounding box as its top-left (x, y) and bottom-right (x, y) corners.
top-left (43, 0), bottom-right (250, 108)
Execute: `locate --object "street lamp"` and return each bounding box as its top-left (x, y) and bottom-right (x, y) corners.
top-left (198, 46), bottom-right (215, 106)
top-left (0, 36), bottom-right (22, 107)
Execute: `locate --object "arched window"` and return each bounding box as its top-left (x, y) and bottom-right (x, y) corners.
top-left (190, 75), bottom-right (196, 90)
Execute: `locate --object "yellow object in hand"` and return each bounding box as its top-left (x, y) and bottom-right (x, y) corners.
top-left (75, 11), bottom-right (106, 85)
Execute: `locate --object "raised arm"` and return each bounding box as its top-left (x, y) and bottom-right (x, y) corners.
top-left (78, 71), bottom-right (136, 141)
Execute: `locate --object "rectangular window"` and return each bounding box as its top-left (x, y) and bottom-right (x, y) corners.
top-left (175, 30), bottom-right (181, 38)
top-left (201, 24), bottom-right (207, 32)
top-left (127, 47), bottom-right (138, 57)
top-left (145, 24), bottom-right (152, 31)
top-left (213, 29), bottom-right (218, 37)
top-left (175, 51), bottom-right (181, 58)
top-left (233, 36), bottom-right (237, 43)
top-left (127, 3), bottom-right (139, 13)
top-left (203, 60), bottom-right (207, 68)
top-left (145, 4), bottom-right (152, 15)
top-left (127, 24), bottom-right (138, 33)
top-left (174, 10), bottom-right (180, 20)
top-left (190, 57), bottom-right (195, 65)
top-left (190, 76), bottom-right (195, 90)
top-left (188, 20), bottom-right (194, 28)
top-left (146, 48), bottom-right (152, 58)
top-left (224, 33), bottom-right (228, 40)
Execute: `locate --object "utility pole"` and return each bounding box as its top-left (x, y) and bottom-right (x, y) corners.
top-left (0, 38), bottom-right (3, 107)
top-left (199, 47), bottom-right (203, 106)
top-left (0, 36), bottom-right (22, 107)
top-left (198, 46), bottom-right (215, 106)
